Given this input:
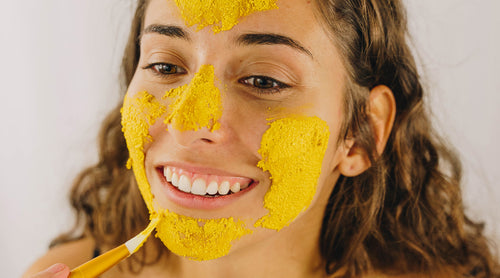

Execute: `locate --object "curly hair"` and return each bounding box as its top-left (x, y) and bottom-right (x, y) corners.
top-left (52, 0), bottom-right (500, 277)
top-left (314, 0), bottom-right (499, 276)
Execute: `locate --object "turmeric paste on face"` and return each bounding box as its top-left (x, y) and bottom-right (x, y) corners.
top-left (163, 64), bottom-right (222, 131)
top-left (121, 70), bottom-right (251, 261)
top-left (174, 0), bottom-right (278, 33)
top-left (255, 116), bottom-right (330, 231)
top-left (156, 210), bottom-right (252, 261)
top-left (121, 91), bottom-right (166, 212)
top-left (122, 0), bottom-right (328, 261)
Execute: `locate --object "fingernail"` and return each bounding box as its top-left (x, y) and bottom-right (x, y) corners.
top-left (47, 263), bottom-right (65, 274)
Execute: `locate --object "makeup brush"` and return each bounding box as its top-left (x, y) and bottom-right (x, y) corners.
top-left (69, 217), bottom-right (160, 278)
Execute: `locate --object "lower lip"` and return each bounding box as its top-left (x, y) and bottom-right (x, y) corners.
top-left (156, 168), bottom-right (258, 210)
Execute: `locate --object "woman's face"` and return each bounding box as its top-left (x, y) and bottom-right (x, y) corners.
top-left (124, 0), bottom-right (350, 260)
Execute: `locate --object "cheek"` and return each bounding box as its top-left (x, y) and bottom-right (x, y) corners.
top-left (121, 91), bottom-right (166, 212)
top-left (174, 0), bottom-right (278, 33)
top-left (255, 116), bottom-right (330, 231)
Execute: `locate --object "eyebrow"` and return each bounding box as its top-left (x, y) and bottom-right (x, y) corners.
top-left (236, 33), bottom-right (313, 59)
top-left (141, 25), bottom-right (313, 59)
top-left (141, 24), bottom-right (191, 41)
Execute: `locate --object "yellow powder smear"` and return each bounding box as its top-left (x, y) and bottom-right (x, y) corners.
top-left (174, 0), bottom-right (278, 33)
top-left (121, 91), bottom-right (166, 211)
top-left (163, 65), bottom-right (222, 131)
top-left (156, 209), bottom-right (252, 261)
top-left (255, 116), bottom-right (330, 230)
top-left (122, 90), bottom-right (250, 261)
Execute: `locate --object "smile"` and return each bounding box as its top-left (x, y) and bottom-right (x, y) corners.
top-left (163, 166), bottom-right (252, 196)
top-left (156, 165), bottom-right (257, 210)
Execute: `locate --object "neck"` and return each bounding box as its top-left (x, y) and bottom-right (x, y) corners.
top-left (171, 226), bottom-right (324, 278)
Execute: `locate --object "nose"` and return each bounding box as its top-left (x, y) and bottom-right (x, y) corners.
top-left (164, 64), bottom-right (227, 147)
top-left (167, 125), bottom-right (225, 147)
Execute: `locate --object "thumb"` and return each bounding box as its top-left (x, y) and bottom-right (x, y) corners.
top-left (31, 263), bottom-right (70, 278)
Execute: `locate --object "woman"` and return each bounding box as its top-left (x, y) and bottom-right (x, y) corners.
top-left (26, 0), bottom-right (500, 277)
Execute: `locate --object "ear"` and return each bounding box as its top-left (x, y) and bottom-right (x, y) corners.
top-left (367, 85), bottom-right (396, 155)
top-left (338, 85), bottom-right (396, 177)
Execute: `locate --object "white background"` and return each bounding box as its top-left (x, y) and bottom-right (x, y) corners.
top-left (0, 0), bottom-right (499, 277)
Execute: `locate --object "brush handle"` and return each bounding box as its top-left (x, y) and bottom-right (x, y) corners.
top-left (68, 244), bottom-right (130, 278)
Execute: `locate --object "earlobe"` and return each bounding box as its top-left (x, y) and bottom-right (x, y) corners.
top-left (338, 85), bottom-right (396, 177)
top-left (338, 138), bottom-right (371, 177)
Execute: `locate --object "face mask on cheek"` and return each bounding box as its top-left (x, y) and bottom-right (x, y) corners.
top-left (121, 91), bottom-right (166, 212)
top-left (255, 116), bottom-right (330, 231)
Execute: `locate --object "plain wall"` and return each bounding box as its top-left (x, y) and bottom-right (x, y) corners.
top-left (0, 0), bottom-right (499, 277)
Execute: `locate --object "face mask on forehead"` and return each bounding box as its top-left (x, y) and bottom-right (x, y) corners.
top-left (120, 0), bottom-right (330, 261)
top-left (174, 0), bottom-right (278, 33)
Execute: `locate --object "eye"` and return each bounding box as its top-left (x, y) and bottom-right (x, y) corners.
top-left (239, 75), bottom-right (290, 93)
top-left (143, 63), bottom-right (186, 76)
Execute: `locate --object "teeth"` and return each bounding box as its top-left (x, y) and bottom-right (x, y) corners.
top-left (171, 172), bottom-right (179, 187)
top-left (164, 167), bottom-right (173, 182)
top-left (178, 175), bottom-right (191, 193)
top-left (191, 178), bottom-right (207, 196)
top-left (218, 181), bottom-right (230, 195)
top-left (240, 182), bottom-right (249, 190)
top-left (230, 182), bottom-right (241, 193)
top-left (163, 167), bottom-right (251, 196)
top-left (206, 181), bottom-right (219, 195)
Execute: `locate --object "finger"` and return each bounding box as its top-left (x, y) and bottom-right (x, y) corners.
top-left (31, 263), bottom-right (70, 278)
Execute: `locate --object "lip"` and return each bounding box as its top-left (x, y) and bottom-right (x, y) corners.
top-left (155, 164), bottom-right (258, 210)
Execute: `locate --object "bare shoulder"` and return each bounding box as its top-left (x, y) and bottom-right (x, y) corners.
top-left (328, 268), bottom-right (461, 278)
top-left (363, 270), bottom-right (460, 278)
top-left (23, 237), bottom-right (95, 277)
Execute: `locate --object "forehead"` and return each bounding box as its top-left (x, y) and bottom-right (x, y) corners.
top-left (143, 0), bottom-right (325, 49)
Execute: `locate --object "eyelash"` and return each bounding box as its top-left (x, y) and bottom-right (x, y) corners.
top-left (238, 75), bottom-right (290, 94)
top-left (143, 63), bottom-right (290, 94)
top-left (143, 63), bottom-right (186, 78)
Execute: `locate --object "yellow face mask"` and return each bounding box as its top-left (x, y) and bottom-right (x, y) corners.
top-left (255, 116), bottom-right (330, 231)
top-left (174, 0), bottom-right (278, 33)
top-left (120, 0), bottom-right (330, 261)
top-left (163, 65), bottom-right (222, 132)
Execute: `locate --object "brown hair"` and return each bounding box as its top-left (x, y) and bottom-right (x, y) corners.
top-left (53, 0), bottom-right (500, 276)
top-left (314, 0), bottom-right (499, 277)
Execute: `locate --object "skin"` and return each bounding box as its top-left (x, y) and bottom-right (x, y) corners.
top-left (26, 0), bottom-right (398, 277)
